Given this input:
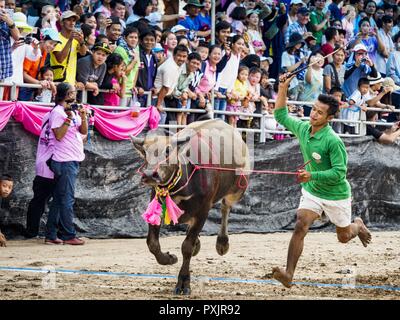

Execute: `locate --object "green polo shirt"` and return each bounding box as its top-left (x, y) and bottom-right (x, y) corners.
top-left (274, 107), bottom-right (351, 200)
top-left (310, 10), bottom-right (327, 45)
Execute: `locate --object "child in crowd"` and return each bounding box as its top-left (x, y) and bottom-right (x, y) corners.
top-left (299, 51), bottom-right (325, 116)
top-left (227, 66), bottom-right (249, 127)
top-left (34, 67), bottom-right (57, 103)
top-left (330, 87), bottom-right (349, 133)
top-left (0, 174), bottom-right (14, 247)
top-left (342, 78), bottom-right (370, 134)
top-left (101, 53), bottom-right (127, 107)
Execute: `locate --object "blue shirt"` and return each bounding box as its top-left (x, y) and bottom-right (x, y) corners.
top-left (328, 3), bottom-right (343, 21)
top-left (0, 22), bottom-right (13, 81)
top-left (196, 12), bottom-right (211, 31)
top-left (179, 16), bottom-right (202, 31)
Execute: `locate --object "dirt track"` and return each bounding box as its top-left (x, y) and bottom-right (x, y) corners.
top-left (0, 231), bottom-right (399, 300)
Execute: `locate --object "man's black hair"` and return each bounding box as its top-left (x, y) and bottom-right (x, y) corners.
top-left (139, 28), bottom-right (156, 41)
top-left (123, 26), bottom-right (139, 37)
top-left (39, 66), bottom-right (53, 77)
top-left (325, 27), bottom-right (339, 42)
top-left (215, 21), bottom-right (231, 34)
top-left (173, 44), bottom-right (190, 56)
top-left (318, 94), bottom-right (340, 116)
top-left (188, 52), bottom-right (202, 62)
top-left (229, 6), bottom-right (246, 20)
top-left (110, 0), bottom-right (125, 9)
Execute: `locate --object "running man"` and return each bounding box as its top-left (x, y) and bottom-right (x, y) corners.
top-left (272, 73), bottom-right (372, 288)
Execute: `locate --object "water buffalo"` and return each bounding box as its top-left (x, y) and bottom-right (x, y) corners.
top-left (131, 119), bottom-right (250, 294)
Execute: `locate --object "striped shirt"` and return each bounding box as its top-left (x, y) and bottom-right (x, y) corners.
top-left (285, 22), bottom-right (307, 44)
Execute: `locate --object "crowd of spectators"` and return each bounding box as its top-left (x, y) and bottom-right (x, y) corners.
top-left (0, 0), bottom-right (399, 141)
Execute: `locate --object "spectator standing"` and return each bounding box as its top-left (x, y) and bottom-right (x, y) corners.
top-left (24, 111), bottom-right (55, 239)
top-left (386, 31), bottom-right (400, 86)
top-left (323, 46), bottom-right (346, 94)
top-left (320, 27), bottom-right (340, 65)
top-left (49, 11), bottom-right (87, 85)
top-left (376, 15), bottom-right (394, 77)
top-left (161, 31), bottom-right (177, 59)
top-left (136, 29), bottom-right (158, 107)
top-left (287, 0), bottom-right (304, 26)
top-left (215, 35), bottom-right (245, 121)
top-left (309, 0), bottom-right (330, 45)
top-left (285, 6), bottom-right (311, 45)
top-left (4, 12), bottom-right (38, 100)
top-left (154, 45), bottom-right (189, 124)
top-left (114, 26), bottom-right (140, 106)
top-left (262, 3), bottom-right (288, 79)
top-left (343, 44), bottom-right (378, 98)
top-left (179, 0), bottom-right (211, 39)
top-left (245, 9), bottom-right (266, 56)
top-left (173, 52), bottom-right (201, 126)
top-left (76, 42), bottom-right (111, 105)
top-left (100, 53), bottom-right (127, 106)
top-left (299, 51), bottom-right (325, 116)
top-left (341, 5), bottom-right (356, 43)
top-left (94, 0), bottom-right (112, 18)
top-left (281, 32), bottom-right (307, 100)
top-left (45, 83), bottom-right (88, 246)
top-left (110, 0), bottom-right (126, 29)
top-left (328, 0), bottom-right (344, 22)
top-left (20, 28), bottom-right (61, 101)
top-left (0, 0), bottom-right (20, 83)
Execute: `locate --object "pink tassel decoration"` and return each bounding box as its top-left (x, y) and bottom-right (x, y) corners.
top-left (142, 196), bottom-right (162, 225)
top-left (165, 194), bottom-right (184, 225)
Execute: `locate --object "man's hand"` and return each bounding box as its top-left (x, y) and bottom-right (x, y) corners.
top-left (72, 31), bottom-right (84, 44)
top-left (278, 72), bottom-right (296, 88)
top-left (12, 38), bottom-right (25, 51)
top-left (297, 170), bottom-right (312, 183)
top-left (79, 107), bottom-right (88, 120)
top-left (156, 104), bottom-right (164, 113)
top-left (0, 232), bottom-right (6, 247)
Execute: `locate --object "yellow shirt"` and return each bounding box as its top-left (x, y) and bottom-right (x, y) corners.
top-left (50, 33), bottom-right (79, 85)
top-left (230, 79), bottom-right (248, 105)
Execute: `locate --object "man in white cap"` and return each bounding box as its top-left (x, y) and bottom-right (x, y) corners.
top-left (171, 25), bottom-right (189, 38)
top-left (287, 0), bottom-right (304, 26)
top-left (0, 0), bottom-right (20, 83)
top-left (49, 10), bottom-right (87, 85)
top-left (343, 43), bottom-right (379, 98)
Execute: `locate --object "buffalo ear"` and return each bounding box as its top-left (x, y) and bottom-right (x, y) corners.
top-left (130, 135), bottom-right (146, 158)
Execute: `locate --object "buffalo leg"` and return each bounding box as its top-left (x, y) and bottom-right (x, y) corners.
top-left (216, 198), bottom-right (231, 256)
top-left (147, 224), bottom-right (178, 265)
top-left (174, 217), bottom-right (207, 295)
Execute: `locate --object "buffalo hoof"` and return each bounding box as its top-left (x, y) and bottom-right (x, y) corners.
top-left (173, 286), bottom-right (191, 295)
top-left (216, 235), bottom-right (229, 256)
top-left (192, 238), bottom-right (201, 257)
top-left (157, 251), bottom-right (178, 265)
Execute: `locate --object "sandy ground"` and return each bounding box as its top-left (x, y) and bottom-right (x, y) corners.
top-left (0, 231), bottom-right (399, 300)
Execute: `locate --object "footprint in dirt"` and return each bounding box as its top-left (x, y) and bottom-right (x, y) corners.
top-left (26, 261), bottom-right (47, 267)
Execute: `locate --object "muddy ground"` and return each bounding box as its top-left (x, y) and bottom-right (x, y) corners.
top-left (0, 231), bottom-right (399, 300)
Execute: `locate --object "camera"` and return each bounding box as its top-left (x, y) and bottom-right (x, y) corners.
top-left (361, 57), bottom-right (367, 63)
top-left (70, 103), bottom-right (83, 112)
top-left (24, 36), bottom-right (33, 45)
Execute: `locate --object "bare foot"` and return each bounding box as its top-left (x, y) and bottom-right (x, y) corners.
top-left (272, 267), bottom-right (293, 288)
top-left (354, 217), bottom-right (372, 248)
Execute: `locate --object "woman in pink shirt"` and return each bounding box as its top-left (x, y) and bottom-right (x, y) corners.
top-left (195, 44), bottom-right (222, 108)
top-left (45, 83), bottom-right (88, 246)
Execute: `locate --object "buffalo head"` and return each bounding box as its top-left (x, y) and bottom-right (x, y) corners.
top-left (130, 132), bottom-right (192, 187)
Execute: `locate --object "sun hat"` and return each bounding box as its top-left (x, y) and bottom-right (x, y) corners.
top-left (13, 12), bottom-right (33, 33)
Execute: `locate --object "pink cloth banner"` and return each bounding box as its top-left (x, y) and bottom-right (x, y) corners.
top-left (0, 102), bottom-right (159, 140)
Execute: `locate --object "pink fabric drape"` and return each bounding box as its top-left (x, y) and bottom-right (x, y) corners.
top-left (0, 102), bottom-right (159, 140)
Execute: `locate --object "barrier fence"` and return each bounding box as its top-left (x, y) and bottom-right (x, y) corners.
top-left (1, 82), bottom-right (399, 143)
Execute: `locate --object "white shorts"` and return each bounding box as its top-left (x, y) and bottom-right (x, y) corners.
top-left (298, 188), bottom-right (352, 228)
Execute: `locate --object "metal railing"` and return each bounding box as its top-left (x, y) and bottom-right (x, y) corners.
top-left (1, 82), bottom-right (398, 143)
